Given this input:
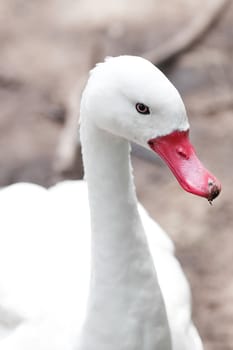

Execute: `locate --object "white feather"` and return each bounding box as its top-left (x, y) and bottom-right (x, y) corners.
top-left (0, 56), bottom-right (202, 350)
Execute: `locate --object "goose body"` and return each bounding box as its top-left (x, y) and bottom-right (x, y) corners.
top-left (0, 56), bottom-right (220, 350)
top-left (0, 181), bottom-right (200, 350)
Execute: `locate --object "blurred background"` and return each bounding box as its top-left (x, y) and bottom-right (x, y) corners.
top-left (0, 0), bottom-right (232, 349)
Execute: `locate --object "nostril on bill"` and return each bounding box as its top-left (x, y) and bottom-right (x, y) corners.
top-left (176, 147), bottom-right (189, 159)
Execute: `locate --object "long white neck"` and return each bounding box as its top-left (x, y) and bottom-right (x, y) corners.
top-left (79, 117), bottom-right (172, 350)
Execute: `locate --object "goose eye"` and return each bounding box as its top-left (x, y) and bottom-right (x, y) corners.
top-left (135, 103), bottom-right (150, 115)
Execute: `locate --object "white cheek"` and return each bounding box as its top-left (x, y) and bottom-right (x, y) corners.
top-left (125, 116), bottom-right (156, 146)
top-left (130, 112), bottom-right (189, 147)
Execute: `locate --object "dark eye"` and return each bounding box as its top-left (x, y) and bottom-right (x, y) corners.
top-left (135, 103), bottom-right (150, 115)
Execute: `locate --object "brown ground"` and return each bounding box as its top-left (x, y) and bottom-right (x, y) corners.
top-left (0, 1), bottom-right (233, 349)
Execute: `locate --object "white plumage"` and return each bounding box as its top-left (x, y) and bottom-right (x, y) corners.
top-left (0, 181), bottom-right (202, 350)
top-left (0, 55), bottom-right (214, 350)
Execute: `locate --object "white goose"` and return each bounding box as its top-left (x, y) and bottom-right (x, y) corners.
top-left (0, 56), bottom-right (220, 350)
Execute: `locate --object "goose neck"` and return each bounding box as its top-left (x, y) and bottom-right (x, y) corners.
top-left (79, 119), bottom-right (171, 350)
top-left (81, 121), bottom-right (144, 272)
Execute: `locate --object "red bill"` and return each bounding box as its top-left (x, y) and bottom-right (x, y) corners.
top-left (148, 130), bottom-right (221, 203)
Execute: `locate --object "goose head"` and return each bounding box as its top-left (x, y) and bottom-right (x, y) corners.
top-left (81, 55), bottom-right (221, 202)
